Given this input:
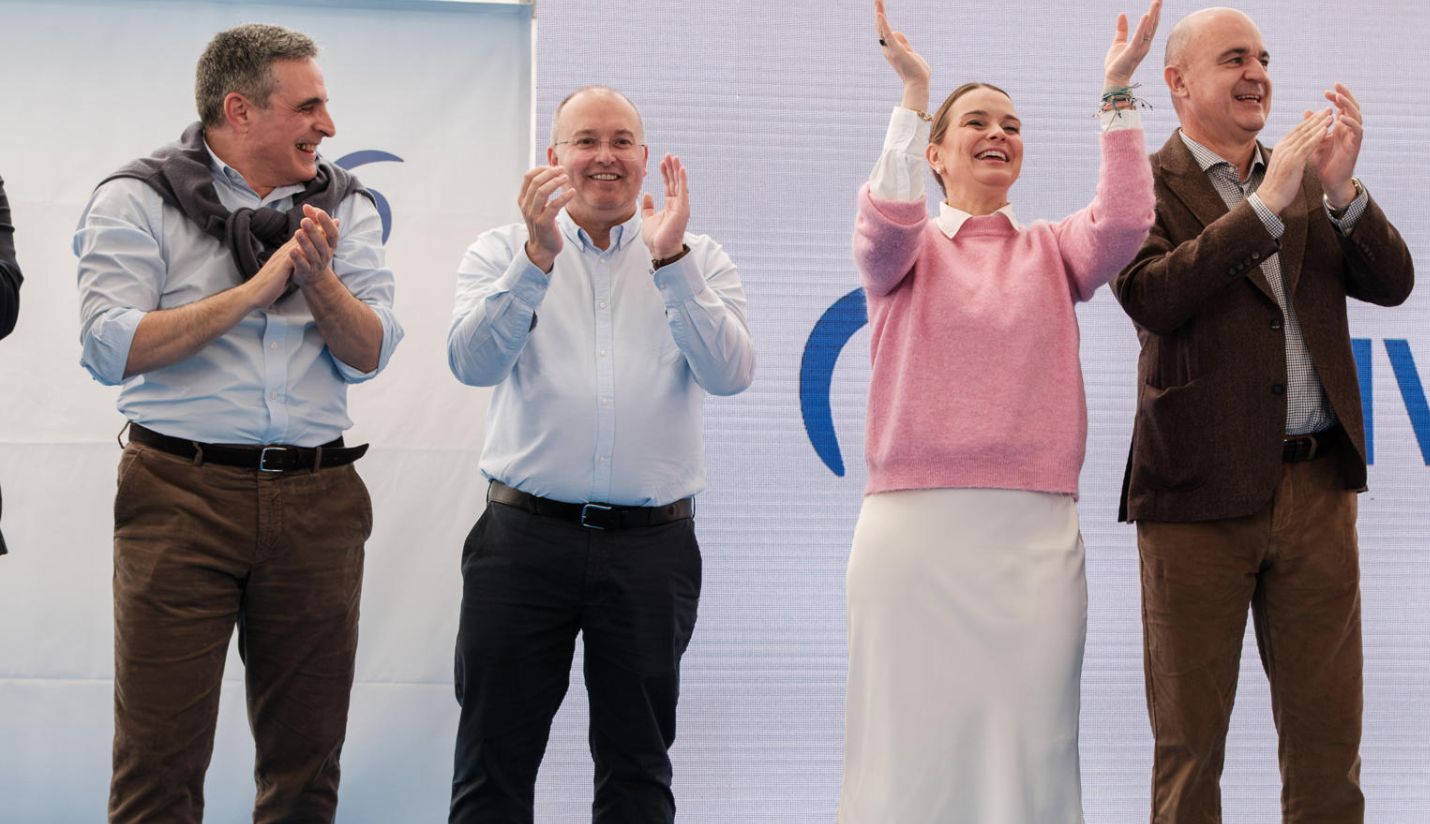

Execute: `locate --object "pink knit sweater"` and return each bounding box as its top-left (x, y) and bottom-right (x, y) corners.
top-left (853, 127), bottom-right (1154, 496)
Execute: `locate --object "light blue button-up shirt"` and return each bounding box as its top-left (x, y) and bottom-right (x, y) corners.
top-left (75, 145), bottom-right (402, 446)
top-left (448, 209), bottom-right (754, 506)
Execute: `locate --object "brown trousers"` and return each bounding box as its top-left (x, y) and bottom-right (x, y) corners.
top-left (1138, 448), bottom-right (1363, 824)
top-left (109, 442), bottom-right (371, 824)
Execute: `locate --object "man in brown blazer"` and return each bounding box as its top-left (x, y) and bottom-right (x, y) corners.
top-left (1111, 7), bottom-right (1413, 823)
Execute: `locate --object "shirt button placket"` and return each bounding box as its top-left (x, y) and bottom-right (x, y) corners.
top-left (592, 255), bottom-right (616, 501)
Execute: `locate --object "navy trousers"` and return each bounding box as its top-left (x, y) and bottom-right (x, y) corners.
top-left (450, 498), bottom-right (701, 824)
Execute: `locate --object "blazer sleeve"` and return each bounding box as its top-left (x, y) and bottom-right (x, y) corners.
top-left (1111, 187), bottom-right (1280, 336)
top-left (0, 177), bottom-right (21, 340)
top-left (1338, 193), bottom-right (1414, 307)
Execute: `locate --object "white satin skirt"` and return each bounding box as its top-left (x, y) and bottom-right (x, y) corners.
top-left (838, 488), bottom-right (1088, 824)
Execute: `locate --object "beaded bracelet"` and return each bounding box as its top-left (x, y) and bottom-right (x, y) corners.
top-left (1098, 83), bottom-right (1152, 120)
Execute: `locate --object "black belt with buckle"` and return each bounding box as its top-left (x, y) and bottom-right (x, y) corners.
top-left (129, 423), bottom-right (367, 472)
top-left (487, 481), bottom-right (693, 530)
top-left (1283, 423), bottom-right (1341, 463)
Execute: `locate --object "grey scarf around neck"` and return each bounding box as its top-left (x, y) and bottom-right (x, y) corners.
top-left (101, 122), bottom-right (369, 283)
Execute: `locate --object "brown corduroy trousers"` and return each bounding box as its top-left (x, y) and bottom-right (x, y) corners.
top-left (108, 442), bottom-right (371, 824)
top-left (1137, 447), bottom-right (1364, 824)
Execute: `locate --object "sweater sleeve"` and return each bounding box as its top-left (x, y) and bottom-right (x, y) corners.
top-left (1050, 127), bottom-right (1155, 302)
top-left (853, 184), bottom-right (930, 297)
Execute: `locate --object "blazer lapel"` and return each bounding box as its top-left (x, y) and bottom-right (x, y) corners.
top-left (1157, 132), bottom-right (1277, 304)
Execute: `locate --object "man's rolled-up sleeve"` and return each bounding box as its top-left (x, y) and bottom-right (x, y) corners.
top-left (73, 180), bottom-right (164, 386)
top-left (330, 194), bottom-right (403, 382)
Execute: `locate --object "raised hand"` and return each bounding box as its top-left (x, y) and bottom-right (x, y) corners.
top-left (289, 203), bottom-right (341, 287)
top-left (1258, 108), bottom-right (1334, 215)
top-left (1311, 83), bottom-right (1364, 208)
top-left (1104, 0), bottom-right (1162, 88)
top-left (876, 0), bottom-right (930, 112)
top-left (519, 165), bottom-right (574, 273)
top-left (641, 154), bottom-right (690, 261)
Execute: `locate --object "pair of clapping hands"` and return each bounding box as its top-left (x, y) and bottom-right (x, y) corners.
top-left (1256, 85), bottom-right (1366, 215)
top-left (247, 204), bottom-right (343, 308)
top-left (518, 155), bottom-right (690, 273)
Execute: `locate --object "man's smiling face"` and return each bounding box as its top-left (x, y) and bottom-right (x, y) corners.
top-left (547, 89), bottom-right (648, 229)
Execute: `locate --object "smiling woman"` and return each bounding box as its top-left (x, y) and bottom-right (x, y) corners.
top-left (835, 2), bottom-right (1161, 822)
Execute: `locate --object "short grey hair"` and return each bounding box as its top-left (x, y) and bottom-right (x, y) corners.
top-left (195, 24), bottom-right (318, 127)
top-left (549, 85), bottom-right (645, 147)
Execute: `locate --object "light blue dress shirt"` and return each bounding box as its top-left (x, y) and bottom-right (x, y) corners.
top-left (75, 145), bottom-right (402, 447)
top-left (448, 209), bottom-right (754, 506)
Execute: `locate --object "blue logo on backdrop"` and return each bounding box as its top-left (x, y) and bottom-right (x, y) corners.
top-left (333, 150), bottom-right (403, 243)
top-left (798, 292), bottom-right (1430, 475)
top-left (799, 288), bottom-right (867, 477)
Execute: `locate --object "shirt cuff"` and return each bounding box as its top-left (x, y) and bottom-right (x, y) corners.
top-left (1247, 193), bottom-right (1285, 240)
top-left (81, 306), bottom-right (147, 386)
top-left (506, 247), bottom-right (554, 308)
top-left (1325, 182), bottom-right (1369, 235)
top-left (885, 106), bottom-right (931, 152)
top-left (334, 303), bottom-right (404, 383)
top-left (1098, 107), bottom-right (1143, 132)
top-left (652, 253), bottom-right (706, 306)
top-left (869, 107), bottom-right (931, 202)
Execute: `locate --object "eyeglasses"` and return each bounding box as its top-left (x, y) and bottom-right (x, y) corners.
top-left (552, 136), bottom-right (646, 157)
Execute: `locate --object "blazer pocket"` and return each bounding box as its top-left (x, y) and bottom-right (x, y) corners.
top-left (1136, 379), bottom-right (1208, 492)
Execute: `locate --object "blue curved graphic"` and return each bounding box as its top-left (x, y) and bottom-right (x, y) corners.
top-left (333, 150), bottom-right (404, 244)
top-left (799, 288), bottom-right (868, 476)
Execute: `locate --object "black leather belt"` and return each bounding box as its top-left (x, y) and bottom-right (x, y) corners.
top-left (1283, 423), bottom-right (1341, 463)
top-left (487, 481), bottom-right (693, 530)
top-left (129, 424), bottom-right (367, 472)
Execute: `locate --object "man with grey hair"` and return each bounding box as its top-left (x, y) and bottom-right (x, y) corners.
top-left (447, 85), bottom-right (753, 823)
top-left (75, 23), bottom-right (401, 823)
top-left (1112, 7), bottom-right (1412, 822)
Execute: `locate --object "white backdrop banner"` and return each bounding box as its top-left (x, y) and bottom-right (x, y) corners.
top-left (0, 1), bottom-right (530, 821)
top-left (3, 0), bottom-right (1430, 822)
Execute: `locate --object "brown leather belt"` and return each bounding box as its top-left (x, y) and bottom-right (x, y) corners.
top-left (129, 423), bottom-right (367, 472)
top-left (487, 481), bottom-right (693, 530)
top-left (1282, 423), bottom-right (1341, 463)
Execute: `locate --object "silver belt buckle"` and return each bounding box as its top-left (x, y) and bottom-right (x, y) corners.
top-left (580, 502), bottom-right (612, 529)
top-left (258, 446), bottom-right (289, 473)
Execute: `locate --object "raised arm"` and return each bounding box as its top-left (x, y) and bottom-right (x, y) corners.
top-left (1054, 0), bottom-right (1161, 301)
top-left (447, 166), bottom-right (572, 386)
top-left (855, 0), bottom-right (936, 296)
top-left (1113, 111), bottom-right (1335, 334)
top-left (644, 154), bottom-right (754, 396)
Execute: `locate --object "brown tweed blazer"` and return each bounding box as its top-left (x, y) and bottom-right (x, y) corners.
top-left (1112, 131), bottom-right (1414, 523)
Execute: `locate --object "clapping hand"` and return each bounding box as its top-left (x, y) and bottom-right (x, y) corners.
top-left (1258, 108), bottom-right (1334, 215)
top-left (1311, 83), bottom-right (1364, 208)
top-left (1104, 0), bottom-right (1163, 90)
top-left (641, 154), bottom-right (690, 261)
top-left (290, 204), bottom-right (341, 287)
top-left (519, 165), bottom-right (575, 273)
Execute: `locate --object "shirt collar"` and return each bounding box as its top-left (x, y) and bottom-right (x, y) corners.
top-left (936, 201), bottom-right (1020, 238)
top-left (557, 207), bottom-right (643, 253)
top-left (1178, 129), bottom-right (1266, 181)
top-left (202, 139), bottom-right (307, 204)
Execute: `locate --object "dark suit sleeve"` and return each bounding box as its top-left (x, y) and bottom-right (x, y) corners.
top-left (1338, 194), bottom-right (1414, 307)
top-left (1111, 191), bottom-right (1280, 337)
top-left (0, 176), bottom-right (21, 340)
